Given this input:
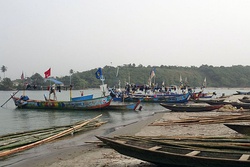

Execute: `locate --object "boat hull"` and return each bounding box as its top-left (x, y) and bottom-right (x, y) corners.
top-left (124, 93), bottom-right (190, 103)
top-left (12, 96), bottom-right (112, 110)
top-left (160, 103), bottom-right (224, 112)
top-left (97, 136), bottom-right (250, 167)
top-left (106, 100), bottom-right (141, 110)
top-left (224, 124), bottom-right (250, 136)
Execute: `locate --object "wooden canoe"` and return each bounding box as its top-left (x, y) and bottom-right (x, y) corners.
top-left (124, 92), bottom-right (190, 103)
top-left (105, 100), bottom-right (141, 111)
top-left (160, 103), bottom-right (223, 112)
top-left (97, 136), bottom-right (250, 167)
top-left (238, 98), bottom-right (250, 103)
top-left (224, 124), bottom-right (250, 136)
top-left (12, 95), bottom-right (112, 110)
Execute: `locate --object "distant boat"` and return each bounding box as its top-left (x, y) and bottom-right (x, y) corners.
top-left (238, 97), bottom-right (250, 103)
top-left (234, 91), bottom-right (250, 95)
top-left (124, 92), bottom-right (190, 103)
top-left (105, 100), bottom-right (141, 111)
top-left (160, 103), bottom-right (224, 112)
top-left (12, 95), bottom-right (112, 110)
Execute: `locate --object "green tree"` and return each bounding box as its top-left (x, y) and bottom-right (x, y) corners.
top-left (0, 77), bottom-right (13, 90)
top-left (1, 65), bottom-right (7, 78)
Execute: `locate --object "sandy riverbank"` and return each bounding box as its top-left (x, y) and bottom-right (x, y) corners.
top-left (7, 107), bottom-right (248, 167)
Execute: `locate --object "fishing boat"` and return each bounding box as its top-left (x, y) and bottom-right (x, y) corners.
top-left (224, 124), bottom-right (250, 136)
top-left (238, 97), bottom-right (250, 103)
top-left (234, 91), bottom-right (250, 95)
top-left (194, 98), bottom-right (226, 105)
top-left (160, 103), bottom-right (224, 112)
top-left (224, 101), bottom-right (250, 109)
top-left (106, 100), bottom-right (141, 111)
top-left (124, 92), bottom-right (191, 103)
top-left (190, 92), bottom-right (216, 100)
top-left (12, 95), bottom-right (112, 110)
top-left (97, 136), bottom-right (250, 167)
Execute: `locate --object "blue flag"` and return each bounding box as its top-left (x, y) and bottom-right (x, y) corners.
top-left (95, 68), bottom-right (103, 79)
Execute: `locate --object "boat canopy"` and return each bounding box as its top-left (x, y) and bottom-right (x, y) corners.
top-left (45, 78), bottom-right (64, 85)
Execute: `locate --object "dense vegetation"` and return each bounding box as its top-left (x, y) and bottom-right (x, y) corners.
top-left (1, 64), bottom-right (250, 90)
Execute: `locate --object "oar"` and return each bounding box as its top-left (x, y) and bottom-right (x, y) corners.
top-left (1, 90), bottom-right (19, 107)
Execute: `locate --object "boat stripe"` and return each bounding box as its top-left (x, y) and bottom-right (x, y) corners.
top-left (186, 151), bottom-right (200, 156)
top-left (148, 146), bottom-right (162, 151)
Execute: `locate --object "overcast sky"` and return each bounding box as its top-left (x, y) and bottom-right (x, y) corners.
top-left (1, 0), bottom-right (250, 80)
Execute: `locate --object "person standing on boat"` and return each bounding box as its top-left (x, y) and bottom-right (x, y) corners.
top-left (49, 84), bottom-right (57, 100)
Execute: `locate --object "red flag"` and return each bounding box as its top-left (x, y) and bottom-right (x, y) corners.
top-left (21, 72), bottom-right (24, 80)
top-left (44, 68), bottom-right (51, 78)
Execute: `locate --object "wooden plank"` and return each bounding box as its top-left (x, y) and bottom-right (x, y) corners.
top-left (239, 154), bottom-right (250, 161)
top-left (186, 150), bottom-right (200, 156)
top-left (148, 146), bottom-right (162, 151)
top-left (0, 114), bottom-right (102, 157)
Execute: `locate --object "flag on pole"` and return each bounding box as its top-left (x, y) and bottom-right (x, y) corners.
top-left (150, 68), bottom-right (155, 79)
top-left (21, 72), bottom-right (24, 80)
top-left (202, 77), bottom-right (207, 88)
top-left (95, 68), bottom-right (103, 79)
top-left (116, 67), bottom-right (119, 77)
top-left (180, 75), bottom-right (183, 86)
top-left (44, 68), bottom-right (51, 78)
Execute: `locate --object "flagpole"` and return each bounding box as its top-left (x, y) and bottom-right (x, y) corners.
top-left (21, 72), bottom-right (25, 96)
top-left (101, 76), bottom-right (105, 96)
top-left (23, 79), bottom-right (25, 96)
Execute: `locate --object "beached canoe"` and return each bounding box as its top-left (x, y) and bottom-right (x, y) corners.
top-left (160, 103), bottom-right (224, 112)
top-left (12, 95), bottom-right (112, 110)
top-left (97, 136), bottom-right (250, 167)
top-left (224, 124), bottom-right (250, 136)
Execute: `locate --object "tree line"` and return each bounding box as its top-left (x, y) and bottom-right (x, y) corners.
top-left (1, 64), bottom-right (250, 90)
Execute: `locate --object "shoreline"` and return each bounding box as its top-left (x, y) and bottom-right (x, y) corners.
top-left (3, 110), bottom-right (246, 167)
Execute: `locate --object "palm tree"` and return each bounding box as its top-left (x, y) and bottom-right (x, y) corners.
top-left (1, 65), bottom-right (7, 78)
top-left (69, 69), bottom-right (74, 85)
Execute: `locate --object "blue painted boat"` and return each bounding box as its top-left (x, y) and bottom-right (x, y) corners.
top-left (71, 94), bottom-right (93, 101)
top-left (124, 92), bottom-right (190, 103)
top-left (12, 95), bottom-right (112, 110)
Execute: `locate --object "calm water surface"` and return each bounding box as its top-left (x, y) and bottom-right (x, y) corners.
top-left (0, 89), bottom-right (162, 136)
top-left (0, 87), bottom-right (247, 136)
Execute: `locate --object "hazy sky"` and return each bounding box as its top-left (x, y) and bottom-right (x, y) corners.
top-left (1, 0), bottom-right (250, 80)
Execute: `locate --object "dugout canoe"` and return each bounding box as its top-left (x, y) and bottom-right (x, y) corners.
top-left (224, 124), bottom-right (250, 136)
top-left (105, 100), bottom-right (141, 111)
top-left (160, 103), bottom-right (224, 112)
top-left (97, 136), bottom-right (250, 167)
